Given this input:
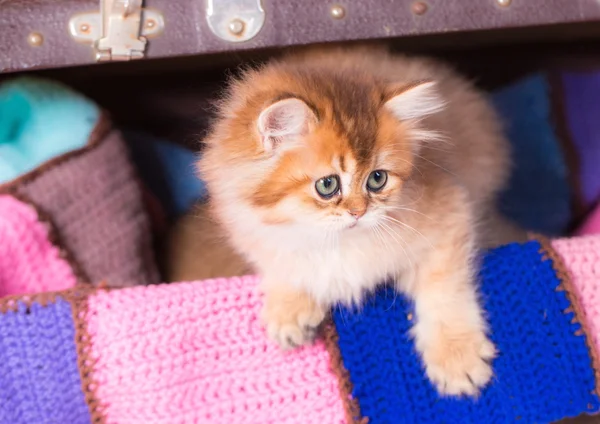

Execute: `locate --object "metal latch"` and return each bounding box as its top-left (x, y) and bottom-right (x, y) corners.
top-left (69, 0), bottom-right (164, 62)
top-left (206, 0), bottom-right (265, 43)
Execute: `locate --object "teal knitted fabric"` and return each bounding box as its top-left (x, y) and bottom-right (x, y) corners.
top-left (0, 77), bottom-right (98, 184)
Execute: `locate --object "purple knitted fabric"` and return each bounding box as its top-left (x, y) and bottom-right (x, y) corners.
top-left (14, 129), bottom-right (159, 287)
top-left (0, 298), bottom-right (90, 424)
top-left (561, 71), bottom-right (600, 208)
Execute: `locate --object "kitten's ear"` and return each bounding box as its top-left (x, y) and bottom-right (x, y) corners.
top-left (384, 81), bottom-right (445, 121)
top-left (258, 98), bottom-right (315, 152)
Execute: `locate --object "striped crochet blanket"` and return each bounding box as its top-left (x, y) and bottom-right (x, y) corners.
top-left (1, 201), bottom-right (599, 424)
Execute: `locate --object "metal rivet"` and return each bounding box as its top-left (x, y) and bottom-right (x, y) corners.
top-left (407, 313), bottom-right (413, 321)
top-left (145, 19), bottom-right (156, 29)
top-left (79, 23), bottom-right (90, 33)
top-left (27, 32), bottom-right (44, 47)
top-left (412, 1), bottom-right (428, 15)
top-left (228, 18), bottom-right (245, 36)
top-left (496, 0), bottom-right (512, 7)
top-left (330, 4), bottom-right (346, 19)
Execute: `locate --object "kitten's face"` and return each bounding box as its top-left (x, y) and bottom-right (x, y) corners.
top-left (251, 113), bottom-right (413, 233)
top-left (202, 70), bottom-right (444, 237)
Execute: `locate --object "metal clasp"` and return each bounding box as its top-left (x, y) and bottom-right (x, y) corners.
top-left (206, 0), bottom-right (265, 43)
top-left (69, 0), bottom-right (164, 62)
top-left (96, 0), bottom-right (145, 61)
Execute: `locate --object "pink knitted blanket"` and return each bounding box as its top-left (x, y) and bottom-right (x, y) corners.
top-left (0, 195), bottom-right (77, 297)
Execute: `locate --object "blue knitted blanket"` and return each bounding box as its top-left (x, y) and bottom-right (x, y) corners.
top-left (333, 241), bottom-right (600, 423)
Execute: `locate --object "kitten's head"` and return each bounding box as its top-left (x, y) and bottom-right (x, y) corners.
top-left (200, 64), bottom-right (445, 235)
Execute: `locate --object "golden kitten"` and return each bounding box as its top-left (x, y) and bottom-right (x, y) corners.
top-left (180, 46), bottom-right (525, 397)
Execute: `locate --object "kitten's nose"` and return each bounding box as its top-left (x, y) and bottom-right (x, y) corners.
top-left (349, 209), bottom-right (366, 219)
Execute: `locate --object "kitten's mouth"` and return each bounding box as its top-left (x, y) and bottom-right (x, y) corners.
top-left (347, 221), bottom-right (359, 229)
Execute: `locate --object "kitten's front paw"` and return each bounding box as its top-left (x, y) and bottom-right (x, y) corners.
top-left (261, 291), bottom-right (326, 350)
top-left (421, 328), bottom-right (496, 397)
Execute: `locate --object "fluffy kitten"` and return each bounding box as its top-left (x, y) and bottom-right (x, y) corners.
top-left (195, 46), bottom-right (521, 397)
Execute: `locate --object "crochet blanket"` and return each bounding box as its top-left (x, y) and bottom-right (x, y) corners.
top-left (0, 195), bottom-right (78, 297)
top-left (1, 235), bottom-right (599, 424)
top-left (0, 106), bottom-right (159, 288)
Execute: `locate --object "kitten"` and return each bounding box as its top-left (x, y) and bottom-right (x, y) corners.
top-left (194, 46), bottom-right (523, 397)
top-left (165, 202), bottom-right (250, 281)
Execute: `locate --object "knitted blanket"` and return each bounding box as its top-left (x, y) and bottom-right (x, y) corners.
top-left (0, 114), bottom-right (159, 288)
top-left (0, 77), bottom-right (98, 184)
top-left (0, 195), bottom-right (78, 297)
top-left (1, 235), bottom-right (599, 424)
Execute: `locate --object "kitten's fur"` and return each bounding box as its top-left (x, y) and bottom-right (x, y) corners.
top-left (178, 47), bottom-right (526, 396)
top-left (165, 202), bottom-right (251, 281)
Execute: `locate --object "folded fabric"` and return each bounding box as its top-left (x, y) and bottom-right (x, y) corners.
top-left (0, 115), bottom-right (160, 288)
top-left (560, 71), bottom-right (600, 210)
top-left (0, 77), bottom-right (99, 184)
top-left (124, 130), bottom-right (207, 219)
top-left (0, 195), bottom-right (78, 297)
top-left (492, 73), bottom-right (572, 236)
top-left (1, 235), bottom-right (599, 424)
top-left (576, 203), bottom-right (600, 236)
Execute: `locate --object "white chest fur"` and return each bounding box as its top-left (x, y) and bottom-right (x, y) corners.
top-left (245, 222), bottom-right (417, 306)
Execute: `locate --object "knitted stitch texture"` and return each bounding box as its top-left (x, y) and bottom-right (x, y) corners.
top-left (85, 276), bottom-right (347, 424)
top-left (493, 74), bottom-right (572, 235)
top-left (0, 297), bottom-right (90, 424)
top-left (333, 240), bottom-right (600, 424)
top-left (0, 195), bottom-right (77, 297)
top-left (553, 236), bottom-right (600, 370)
top-left (1, 239), bottom-right (600, 423)
top-left (9, 127), bottom-right (159, 287)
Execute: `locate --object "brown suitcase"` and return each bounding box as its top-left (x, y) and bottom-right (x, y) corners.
top-left (2, 0), bottom-right (600, 73)
top-left (2, 3), bottom-right (600, 424)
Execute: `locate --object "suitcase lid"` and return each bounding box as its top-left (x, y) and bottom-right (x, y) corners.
top-left (2, 0), bottom-right (600, 73)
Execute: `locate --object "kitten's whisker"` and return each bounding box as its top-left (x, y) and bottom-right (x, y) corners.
top-left (375, 223), bottom-right (398, 281)
top-left (422, 145), bottom-right (452, 153)
top-left (378, 221), bottom-right (414, 270)
top-left (323, 229), bottom-right (338, 254)
top-left (371, 225), bottom-right (391, 278)
top-left (382, 206), bottom-right (437, 222)
top-left (380, 215), bottom-right (435, 249)
top-left (391, 225), bottom-right (417, 264)
top-left (372, 225), bottom-right (392, 266)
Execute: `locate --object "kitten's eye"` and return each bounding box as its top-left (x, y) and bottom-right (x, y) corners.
top-left (315, 175), bottom-right (340, 198)
top-left (367, 170), bottom-right (388, 192)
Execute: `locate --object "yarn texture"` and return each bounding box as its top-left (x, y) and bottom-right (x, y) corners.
top-left (0, 195), bottom-right (77, 297)
top-left (333, 240), bottom-right (600, 424)
top-left (0, 297), bottom-right (90, 424)
top-left (0, 238), bottom-right (599, 424)
top-left (493, 74), bottom-right (572, 235)
top-left (2, 119), bottom-right (160, 288)
top-left (85, 276), bottom-right (347, 424)
top-left (553, 236), bottom-right (600, 367)
top-left (0, 77), bottom-right (98, 184)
